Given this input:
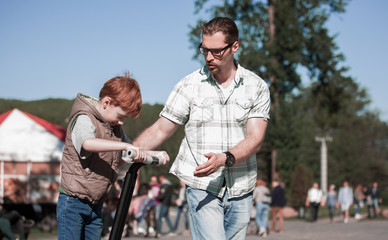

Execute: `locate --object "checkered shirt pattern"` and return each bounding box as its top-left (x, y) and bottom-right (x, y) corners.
top-left (161, 64), bottom-right (270, 199)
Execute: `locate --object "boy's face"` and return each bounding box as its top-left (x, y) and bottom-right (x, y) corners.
top-left (100, 96), bottom-right (129, 126)
top-left (105, 105), bottom-right (128, 126)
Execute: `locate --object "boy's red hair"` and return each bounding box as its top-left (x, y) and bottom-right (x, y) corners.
top-left (99, 76), bottom-right (142, 118)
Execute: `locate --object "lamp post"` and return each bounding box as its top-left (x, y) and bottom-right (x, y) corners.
top-left (315, 136), bottom-right (332, 195)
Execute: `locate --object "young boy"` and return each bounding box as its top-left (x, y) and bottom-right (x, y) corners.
top-left (56, 75), bottom-right (168, 240)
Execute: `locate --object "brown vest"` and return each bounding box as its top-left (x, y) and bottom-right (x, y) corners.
top-left (60, 94), bottom-right (123, 204)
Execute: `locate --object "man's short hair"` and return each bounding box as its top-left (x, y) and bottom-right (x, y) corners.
top-left (201, 17), bottom-right (239, 44)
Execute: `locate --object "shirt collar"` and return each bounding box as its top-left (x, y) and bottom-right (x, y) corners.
top-left (200, 59), bottom-right (244, 86)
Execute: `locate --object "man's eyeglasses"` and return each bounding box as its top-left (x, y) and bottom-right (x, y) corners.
top-left (197, 42), bottom-right (234, 57)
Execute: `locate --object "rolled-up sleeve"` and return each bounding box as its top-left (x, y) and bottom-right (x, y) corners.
top-left (160, 79), bottom-right (190, 125)
top-left (248, 82), bottom-right (270, 121)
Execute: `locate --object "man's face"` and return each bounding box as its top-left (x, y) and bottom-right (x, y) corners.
top-left (201, 32), bottom-right (237, 76)
top-left (150, 176), bottom-right (158, 185)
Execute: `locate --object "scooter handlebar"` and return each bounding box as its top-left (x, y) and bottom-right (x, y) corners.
top-left (121, 149), bottom-right (163, 166)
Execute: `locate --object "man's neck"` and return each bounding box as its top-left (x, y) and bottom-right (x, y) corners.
top-left (213, 62), bottom-right (237, 88)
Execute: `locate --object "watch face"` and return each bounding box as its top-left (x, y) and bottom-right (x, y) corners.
top-left (224, 151), bottom-right (235, 167)
top-left (226, 159), bottom-right (233, 167)
top-left (226, 154), bottom-right (235, 167)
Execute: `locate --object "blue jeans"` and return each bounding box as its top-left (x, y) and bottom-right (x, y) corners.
top-left (186, 187), bottom-right (252, 240)
top-left (255, 202), bottom-right (269, 230)
top-left (56, 193), bottom-right (103, 240)
top-left (355, 201), bottom-right (360, 214)
top-left (174, 204), bottom-right (189, 231)
top-left (328, 205), bottom-right (335, 220)
top-left (157, 204), bottom-right (174, 233)
top-left (372, 198), bottom-right (379, 209)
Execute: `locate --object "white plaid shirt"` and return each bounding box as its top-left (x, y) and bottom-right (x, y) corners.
top-left (161, 63), bottom-right (270, 199)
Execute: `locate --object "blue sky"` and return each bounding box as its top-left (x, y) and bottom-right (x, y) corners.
top-left (1, 0), bottom-right (387, 121)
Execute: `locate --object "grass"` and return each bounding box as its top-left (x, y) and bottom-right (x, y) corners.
top-left (28, 227), bottom-right (57, 239)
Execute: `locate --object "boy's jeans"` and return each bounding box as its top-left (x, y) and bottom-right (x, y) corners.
top-left (186, 186), bottom-right (252, 240)
top-left (57, 193), bottom-right (103, 240)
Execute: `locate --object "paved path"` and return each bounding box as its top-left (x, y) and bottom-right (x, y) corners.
top-left (114, 216), bottom-right (387, 240)
top-left (37, 212), bottom-right (387, 240)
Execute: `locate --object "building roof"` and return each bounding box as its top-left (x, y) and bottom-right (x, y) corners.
top-left (0, 109), bottom-right (66, 162)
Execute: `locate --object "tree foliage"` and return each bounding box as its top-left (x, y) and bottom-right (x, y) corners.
top-left (1, 0), bottom-right (387, 206)
top-left (289, 164), bottom-right (313, 208)
top-left (189, 0), bottom-right (388, 204)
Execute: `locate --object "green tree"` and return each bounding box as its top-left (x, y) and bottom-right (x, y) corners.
top-left (190, 0), bottom-right (352, 182)
top-left (289, 164), bottom-right (313, 209)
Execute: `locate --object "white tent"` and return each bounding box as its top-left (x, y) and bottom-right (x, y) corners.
top-left (0, 108), bottom-right (66, 203)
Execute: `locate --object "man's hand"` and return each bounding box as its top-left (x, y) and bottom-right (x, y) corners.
top-left (193, 152), bottom-right (226, 177)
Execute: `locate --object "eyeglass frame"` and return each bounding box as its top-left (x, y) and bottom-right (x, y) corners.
top-left (197, 42), bottom-right (235, 57)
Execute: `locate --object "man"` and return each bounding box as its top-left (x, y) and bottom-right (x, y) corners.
top-left (156, 173), bottom-right (175, 235)
top-left (0, 204), bottom-right (25, 240)
top-left (134, 17), bottom-right (270, 239)
top-left (338, 180), bottom-right (353, 223)
top-left (269, 179), bottom-right (286, 233)
top-left (305, 182), bottom-right (323, 222)
top-left (370, 182), bottom-right (382, 218)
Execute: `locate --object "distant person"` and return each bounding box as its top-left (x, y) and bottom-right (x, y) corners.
top-left (56, 75), bottom-right (168, 240)
top-left (173, 180), bottom-right (190, 236)
top-left (101, 179), bottom-right (122, 237)
top-left (149, 175), bottom-right (161, 219)
top-left (370, 182), bottom-right (383, 218)
top-left (305, 182), bottom-right (323, 222)
top-left (253, 178), bottom-right (271, 237)
top-left (325, 184), bottom-right (337, 222)
top-left (270, 179), bottom-right (286, 233)
top-left (0, 204), bottom-right (26, 240)
top-left (362, 185), bottom-right (374, 218)
top-left (129, 183), bottom-right (157, 237)
top-left (0, 217), bottom-right (18, 240)
top-left (156, 173), bottom-right (175, 236)
top-left (353, 184), bottom-right (364, 220)
top-left (133, 17), bottom-right (270, 240)
top-left (338, 180), bottom-right (353, 223)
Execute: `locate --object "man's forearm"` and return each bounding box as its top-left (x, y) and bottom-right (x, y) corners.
top-left (133, 126), bottom-right (165, 150)
top-left (134, 117), bottom-right (179, 150)
top-left (229, 118), bottom-right (267, 164)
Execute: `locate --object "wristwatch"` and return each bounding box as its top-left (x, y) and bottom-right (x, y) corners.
top-left (224, 151), bottom-right (236, 167)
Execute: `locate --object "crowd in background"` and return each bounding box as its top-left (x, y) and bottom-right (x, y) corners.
top-left (251, 179), bottom-right (383, 238)
top-left (99, 175), bottom-right (384, 238)
top-left (101, 173), bottom-right (189, 238)
top-left (0, 174), bottom-right (385, 239)
top-left (304, 181), bottom-right (383, 224)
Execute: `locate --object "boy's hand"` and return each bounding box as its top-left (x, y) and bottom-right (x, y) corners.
top-left (156, 151), bottom-right (170, 165)
top-left (126, 146), bottom-right (146, 162)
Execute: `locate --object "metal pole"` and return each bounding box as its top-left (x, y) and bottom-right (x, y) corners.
top-left (109, 162), bottom-right (145, 240)
top-left (315, 136), bottom-right (332, 195)
top-left (321, 139), bottom-right (327, 194)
